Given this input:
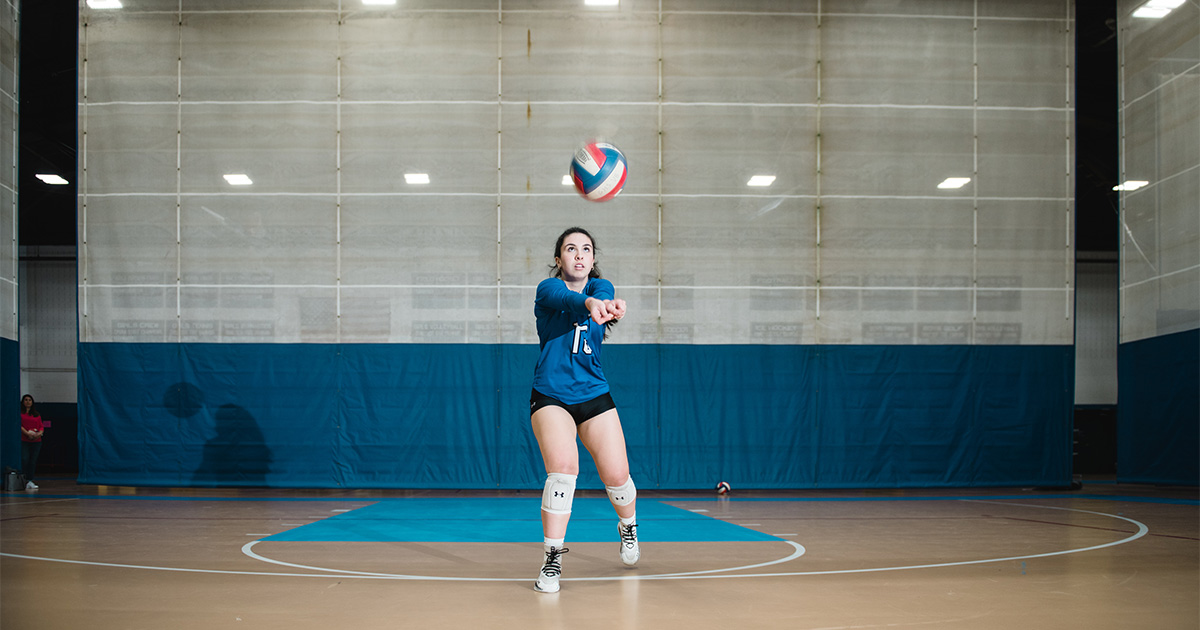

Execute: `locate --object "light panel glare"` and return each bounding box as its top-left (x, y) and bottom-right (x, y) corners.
top-left (35, 174), bottom-right (69, 185)
top-left (937, 177), bottom-right (971, 189)
top-left (1133, 7), bottom-right (1171, 17)
top-left (223, 174), bottom-right (253, 186)
top-left (1113, 180), bottom-right (1149, 191)
top-left (405, 173), bottom-right (430, 185)
top-left (747, 175), bottom-right (776, 187)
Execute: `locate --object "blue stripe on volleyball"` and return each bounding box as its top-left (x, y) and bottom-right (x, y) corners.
top-left (575, 147), bottom-right (621, 194)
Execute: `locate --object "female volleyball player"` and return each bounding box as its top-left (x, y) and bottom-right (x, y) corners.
top-left (530, 227), bottom-right (638, 593)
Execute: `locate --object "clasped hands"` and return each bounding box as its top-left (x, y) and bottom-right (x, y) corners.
top-left (585, 297), bottom-right (627, 325)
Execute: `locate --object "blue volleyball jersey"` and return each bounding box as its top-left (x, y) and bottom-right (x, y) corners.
top-left (532, 276), bottom-right (614, 404)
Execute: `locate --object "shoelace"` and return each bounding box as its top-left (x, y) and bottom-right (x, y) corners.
top-left (541, 547), bottom-right (568, 577)
top-left (620, 523), bottom-right (637, 548)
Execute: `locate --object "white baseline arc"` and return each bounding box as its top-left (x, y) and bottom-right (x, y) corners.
top-left (0, 502), bottom-right (1149, 583)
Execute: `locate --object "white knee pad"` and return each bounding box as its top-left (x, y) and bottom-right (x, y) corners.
top-left (542, 472), bottom-right (577, 515)
top-left (605, 476), bottom-right (636, 507)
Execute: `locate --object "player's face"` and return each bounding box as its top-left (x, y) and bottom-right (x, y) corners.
top-left (557, 233), bottom-right (594, 283)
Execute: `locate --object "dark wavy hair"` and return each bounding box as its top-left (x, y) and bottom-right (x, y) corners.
top-left (20, 394), bottom-right (39, 417)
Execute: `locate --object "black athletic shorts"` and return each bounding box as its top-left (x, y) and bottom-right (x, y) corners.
top-left (530, 388), bottom-right (616, 426)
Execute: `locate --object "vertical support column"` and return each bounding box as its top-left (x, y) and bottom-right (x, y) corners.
top-left (174, 2), bottom-right (183, 342)
top-left (970, 0), bottom-right (979, 341)
top-left (496, 1), bottom-right (504, 330)
top-left (656, 0), bottom-right (663, 325)
top-left (336, 1), bottom-right (344, 343)
top-left (814, 1), bottom-right (823, 326)
top-left (1064, 0), bottom-right (1074, 322)
top-left (79, 9), bottom-right (88, 335)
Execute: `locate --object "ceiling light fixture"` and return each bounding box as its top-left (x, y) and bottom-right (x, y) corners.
top-left (404, 173), bottom-right (430, 185)
top-left (362, 0), bottom-right (397, 5)
top-left (223, 174), bottom-right (253, 186)
top-left (35, 174), bottom-right (69, 185)
top-left (86, 0), bottom-right (123, 8)
top-left (747, 175), bottom-right (776, 187)
top-left (585, 0), bottom-right (620, 6)
top-left (937, 177), bottom-right (971, 189)
top-left (562, 175), bottom-right (573, 186)
top-left (1113, 180), bottom-right (1149, 191)
top-left (1133, 0), bottom-right (1184, 18)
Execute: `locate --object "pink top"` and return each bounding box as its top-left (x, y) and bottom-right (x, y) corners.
top-left (21, 413), bottom-right (43, 443)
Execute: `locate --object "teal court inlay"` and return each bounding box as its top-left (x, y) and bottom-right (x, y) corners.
top-left (264, 498), bottom-right (781, 543)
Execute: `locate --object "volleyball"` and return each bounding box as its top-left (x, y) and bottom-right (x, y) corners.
top-left (570, 141), bottom-right (627, 202)
top-left (715, 481), bottom-right (731, 495)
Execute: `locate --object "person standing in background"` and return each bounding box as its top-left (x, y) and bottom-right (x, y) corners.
top-left (20, 394), bottom-right (44, 491)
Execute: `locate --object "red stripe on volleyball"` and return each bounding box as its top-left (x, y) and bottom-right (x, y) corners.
top-left (584, 142), bottom-right (607, 168)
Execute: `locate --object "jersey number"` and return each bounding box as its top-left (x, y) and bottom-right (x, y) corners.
top-left (571, 323), bottom-right (593, 355)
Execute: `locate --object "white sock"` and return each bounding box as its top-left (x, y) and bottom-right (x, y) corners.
top-left (544, 537), bottom-right (564, 552)
top-left (619, 515), bottom-right (636, 526)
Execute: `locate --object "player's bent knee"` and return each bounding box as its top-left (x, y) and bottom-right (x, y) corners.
top-left (605, 476), bottom-right (636, 507)
top-left (542, 472), bottom-right (577, 515)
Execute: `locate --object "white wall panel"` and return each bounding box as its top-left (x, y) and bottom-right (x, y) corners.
top-left (79, 0), bottom-right (1077, 346)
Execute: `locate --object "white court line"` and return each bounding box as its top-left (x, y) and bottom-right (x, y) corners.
top-left (238, 540), bottom-right (805, 582)
top-left (0, 501), bottom-right (1149, 583)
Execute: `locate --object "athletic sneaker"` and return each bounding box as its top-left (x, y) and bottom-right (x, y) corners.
top-left (618, 522), bottom-right (639, 566)
top-left (24, 481), bottom-right (38, 491)
top-left (534, 546), bottom-right (568, 593)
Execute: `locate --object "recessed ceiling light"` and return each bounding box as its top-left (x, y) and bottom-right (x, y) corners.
top-left (937, 177), bottom-right (971, 189)
top-left (404, 173), bottom-right (430, 185)
top-left (223, 174), bottom-right (253, 186)
top-left (35, 174), bottom-right (69, 185)
top-left (362, 0), bottom-right (397, 5)
top-left (1133, 0), bottom-right (1184, 18)
top-left (747, 175), bottom-right (776, 187)
top-left (86, 0), bottom-right (123, 9)
top-left (585, 0), bottom-right (620, 6)
top-left (1113, 180), bottom-right (1149, 191)
top-left (1133, 6), bottom-right (1171, 17)
top-left (562, 175), bottom-right (573, 186)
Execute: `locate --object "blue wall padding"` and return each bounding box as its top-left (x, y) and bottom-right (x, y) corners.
top-left (1118, 328), bottom-right (1200, 485)
top-left (1, 337), bottom-right (19, 473)
top-left (78, 342), bottom-right (1073, 489)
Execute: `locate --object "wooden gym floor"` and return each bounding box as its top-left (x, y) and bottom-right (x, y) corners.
top-left (2, 477), bottom-right (1197, 630)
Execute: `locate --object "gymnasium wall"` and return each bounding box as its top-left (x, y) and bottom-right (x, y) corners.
top-left (1116, 1), bottom-right (1199, 485)
top-left (77, 1), bottom-right (1077, 489)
